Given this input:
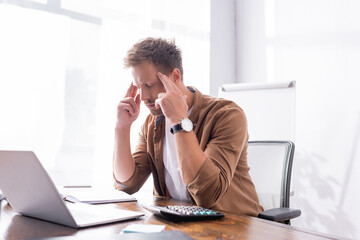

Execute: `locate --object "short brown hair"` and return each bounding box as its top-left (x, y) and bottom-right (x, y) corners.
top-left (124, 37), bottom-right (183, 79)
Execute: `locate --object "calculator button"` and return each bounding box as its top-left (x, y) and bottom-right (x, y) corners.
top-left (159, 205), bottom-right (225, 221)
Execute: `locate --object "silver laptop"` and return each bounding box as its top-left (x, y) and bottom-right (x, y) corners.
top-left (0, 151), bottom-right (144, 228)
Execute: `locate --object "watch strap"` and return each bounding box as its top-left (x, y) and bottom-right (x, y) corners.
top-left (170, 123), bottom-right (182, 134)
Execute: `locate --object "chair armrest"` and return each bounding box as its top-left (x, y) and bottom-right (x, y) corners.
top-left (258, 207), bottom-right (301, 222)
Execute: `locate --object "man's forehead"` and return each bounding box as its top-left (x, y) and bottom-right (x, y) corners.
top-left (132, 73), bottom-right (159, 86)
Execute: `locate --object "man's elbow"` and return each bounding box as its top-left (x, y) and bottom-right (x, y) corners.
top-left (189, 184), bottom-right (225, 209)
top-left (113, 181), bottom-right (139, 195)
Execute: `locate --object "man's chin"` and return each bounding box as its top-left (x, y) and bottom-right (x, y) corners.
top-left (150, 108), bottom-right (163, 116)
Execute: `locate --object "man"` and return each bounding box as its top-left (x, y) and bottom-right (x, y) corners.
top-left (113, 37), bottom-right (263, 216)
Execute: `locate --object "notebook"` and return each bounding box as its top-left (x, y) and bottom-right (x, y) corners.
top-left (61, 188), bottom-right (136, 204)
top-left (0, 151), bottom-right (144, 228)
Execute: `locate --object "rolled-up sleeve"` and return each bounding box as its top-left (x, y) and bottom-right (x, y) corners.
top-left (187, 106), bottom-right (248, 208)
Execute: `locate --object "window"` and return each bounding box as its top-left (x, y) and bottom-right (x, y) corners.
top-left (0, 1), bottom-right (210, 188)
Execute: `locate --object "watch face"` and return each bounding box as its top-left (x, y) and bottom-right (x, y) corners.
top-left (181, 118), bottom-right (193, 132)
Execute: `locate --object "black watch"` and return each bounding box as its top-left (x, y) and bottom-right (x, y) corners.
top-left (170, 118), bottom-right (193, 134)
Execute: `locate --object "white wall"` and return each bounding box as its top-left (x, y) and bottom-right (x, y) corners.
top-left (235, 0), bottom-right (360, 239)
top-left (210, 0), bottom-right (237, 96)
top-left (236, 0), bottom-right (266, 83)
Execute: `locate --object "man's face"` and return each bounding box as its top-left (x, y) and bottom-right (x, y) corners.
top-left (132, 61), bottom-right (167, 116)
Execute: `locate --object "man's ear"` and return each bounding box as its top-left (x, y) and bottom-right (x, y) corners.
top-left (171, 68), bottom-right (182, 83)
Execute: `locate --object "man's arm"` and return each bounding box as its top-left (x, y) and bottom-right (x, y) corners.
top-left (113, 83), bottom-right (140, 183)
top-left (173, 131), bottom-right (206, 185)
top-left (186, 107), bottom-right (248, 208)
top-left (155, 72), bottom-right (247, 208)
top-left (154, 72), bottom-right (206, 184)
top-left (113, 126), bottom-right (135, 182)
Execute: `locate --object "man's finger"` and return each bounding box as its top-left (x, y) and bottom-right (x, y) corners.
top-left (125, 82), bottom-right (138, 98)
top-left (157, 92), bottom-right (166, 99)
top-left (157, 72), bottom-right (174, 92)
top-left (158, 72), bottom-right (183, 95)
top-left (118, 104), bottom-right (135, 115)
top-left (120, 98), bottom-right (137, 113)
top-left (155, 98), bottom-right (161, 109)
top-left (135, 94), bottom-right (141, 109)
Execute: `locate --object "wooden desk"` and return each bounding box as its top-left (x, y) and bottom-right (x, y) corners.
top-left (0, 197), bottom-right (335, 240)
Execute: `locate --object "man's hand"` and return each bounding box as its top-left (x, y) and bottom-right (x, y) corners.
top-left (116, 83), bottom-right (141, 128)
top-left (155, 72), bottom-right (188, 125)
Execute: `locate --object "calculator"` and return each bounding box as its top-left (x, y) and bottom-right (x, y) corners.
top-left (145, 205), bottom-right (225, 221)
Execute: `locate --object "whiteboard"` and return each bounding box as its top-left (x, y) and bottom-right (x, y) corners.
top-left (218, 81), bottom-right (296, 141)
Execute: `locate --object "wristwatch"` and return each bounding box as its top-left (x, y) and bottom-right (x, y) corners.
top-left (170, 118), bottom-right (193, 134)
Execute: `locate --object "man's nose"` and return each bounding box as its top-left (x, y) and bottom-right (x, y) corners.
top-left (140, 88), bottom-right (150, 101)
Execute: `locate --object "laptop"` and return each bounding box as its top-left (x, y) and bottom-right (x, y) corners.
top-left (0, 150), bottom-right (144, 228)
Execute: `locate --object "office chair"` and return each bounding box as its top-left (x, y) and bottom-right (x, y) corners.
top-left (247, 141), bottom-right (301, 224)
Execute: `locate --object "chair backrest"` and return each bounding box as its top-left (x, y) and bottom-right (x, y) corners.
top-left (247, 141), bottom-right (295, 210)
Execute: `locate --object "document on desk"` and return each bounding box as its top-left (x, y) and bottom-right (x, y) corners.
top-left (121, 223), bottom-right (166, 233)
top-left (61, 189), bottom-right (136, 204)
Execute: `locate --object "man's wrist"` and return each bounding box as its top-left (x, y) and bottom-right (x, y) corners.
top-left (115, 124), bottom-right (131, 132)
top-left (168, 114), bottom-right (187, 126)
top-left (170, 118), bottom-right (193, 134)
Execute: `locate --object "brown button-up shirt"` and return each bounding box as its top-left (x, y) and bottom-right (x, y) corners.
top-left (114, 88), bottom-right (263, 216)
